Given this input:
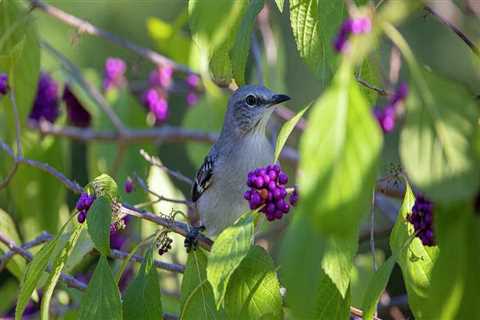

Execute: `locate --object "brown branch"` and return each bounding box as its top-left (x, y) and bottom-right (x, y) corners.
top-left (425, 5), bottom-right (480, 58)
top-left (29, 0), bottom-right (193, 74)
top-left (355, 76), bottom-right (389, 96)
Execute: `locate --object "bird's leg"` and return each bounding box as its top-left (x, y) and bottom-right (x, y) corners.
top-left (184, 225), bottom-right (206, 252)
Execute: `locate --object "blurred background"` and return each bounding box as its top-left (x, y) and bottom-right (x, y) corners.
top-left (0, 0), bottom-right (479, 318)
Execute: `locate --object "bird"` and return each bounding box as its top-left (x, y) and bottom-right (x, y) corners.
top-left (189, 85), bottom-right (290, 239)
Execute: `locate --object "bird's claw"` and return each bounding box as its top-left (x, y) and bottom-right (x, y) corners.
top-left (184, 225), bottom-right (206, 253)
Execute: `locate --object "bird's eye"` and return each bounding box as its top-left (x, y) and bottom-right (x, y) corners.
top-left (245, 94), bottom-right (257, 107)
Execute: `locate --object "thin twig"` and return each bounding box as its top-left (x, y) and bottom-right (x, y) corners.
top-left (0, 231), bottom-right (52, 270)
top-left (29, 0), bottom-right (193, 73)
top-left (133, 173), bottom-right (193, 207)
top-left (110, 249), bottom-right (185, 273)
top-left (425, 5), bottom-right (480, 57)
top-left (140, 149), bottom-right (193, 186)
top-left (355, 75), bottom-right (389, 96)
top-left (370, 190), bottom-right (377, 272)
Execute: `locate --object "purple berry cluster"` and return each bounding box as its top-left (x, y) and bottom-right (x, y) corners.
top-left (29, 72), bottom-right (60, 124)
top-left (62, 85), bottom-right (91, 128)
top-left (185, 73), bottom-right (201, 107)
top-left (142, 65), bottom-right (172, 123)
top-left (244, 164), bottom-right (298, 221)
top-left (76, 192), bottom-right (96, 223)
top-left (103, 57), bottom-right (126, 90)
top-left (333, 16), bottom-right (372, 53)
top-left (110, 215), bottom-right (130, 249)
top-left (407, 195), bottom-right (435, 246)
top-left (373, 83), bottom-right (409, 133)
top-left (0, 73), bottom-right (9, 95)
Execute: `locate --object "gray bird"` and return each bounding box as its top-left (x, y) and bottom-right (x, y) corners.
top-left (190, 85), bottom-right (290, 237)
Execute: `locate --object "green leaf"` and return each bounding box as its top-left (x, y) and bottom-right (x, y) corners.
top-left (0, 208), bottom-right (25, 280)
top-left (273, 104), bottom-right (309, 162)
top-left (123, 246), bottom-right (163, 320)
top-left (224, 246), bottom-right (283, 320)
top-left (423, 204), bottom-right (480, 319)
top-left (274, 0), bottom-right (284, 12)
top-left (389, 181), bottom-right (439, 319)
top-left (298, 62), bottom-right (382, 295)
top-left (280, 215), bottom-right (350, 319)
top-left (40, 223), bottom-right (84, 320)
top-left (188, 0), bottom-right (250, 86)
top-left (15, 221), bottom-right (69, 320)
top-left (281, 62), bottom-right (381, 316)
top-left (86, 197), bottom-right (112, 256)
top-left (400, 70), bottom-right (479, 202)
top-left (207, 211), bottom-right (255, 307)
top-left (361, 254), bottom-right (397, 320)
top-left (180, 250), bottom-right (222, 319)
top-left (78, 256), bottom-right (122, 320)
top-left (89, 174), bottom-right (118, 201)
top-left (231, 0), bottom-right (265, 85)
top-left (289, 0), bottom-right (345, 82)
top-left (0, 0), bottom-right (40, 127)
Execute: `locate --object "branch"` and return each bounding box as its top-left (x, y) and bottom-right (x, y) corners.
top-left (140, 149), bottom-right (193, 186)
top-left (0, 231), bottom-right (52, 270)
top-left (109, 249), bottom-right (185, 273)
top-left (0, 231), bottom-right (87, 290)
top-left (425, 5), bottom-right (480, 58)
top-left (29, 121), bottom-right (300, 166)
top-left (29, 0), bottom-right (193, 73)
top-left (355, 75), bottom-right (389, 96)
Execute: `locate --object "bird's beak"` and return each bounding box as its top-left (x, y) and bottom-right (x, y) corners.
top-left (269, 94), bottom-right (290, 106)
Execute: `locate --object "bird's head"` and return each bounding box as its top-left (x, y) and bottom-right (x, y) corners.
top-left (225, 85), bottom-right (290, 135)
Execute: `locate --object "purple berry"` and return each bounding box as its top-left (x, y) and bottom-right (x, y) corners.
top-left (77, 211), bottom-right (86, 223)
top-left (407, 195), bottom-right (435, 246)
top-left (0, 73), bottom-right (9, 95)
top-left (254, 177), bottom-right (265, 188)
top-left (267, 181), bottom-right (277, 191)
top-left (124, 177), bottom-right (134, 193)
top-left (278, 172), bottom-right (288, 185)
top-left (289, 188), bottom-right (299, 206)
top-left (186, 73), bottom-right (200, 88)
top-left (272, 164), bottom-right (281, 173)
top-left (244, 190), bottom-right (252, 200)
top-left (103, 57), bottom-right (126, 90)
top-left (62, 85), bottom-right (91, 128)
top-left (29, 72), bottom-right (60, 123)
top-left (186, 91), bottom-right (199, 106)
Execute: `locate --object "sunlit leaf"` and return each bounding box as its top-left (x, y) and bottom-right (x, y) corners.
top-left (231, 0), bottom-right (265, 85)
top-left (289, 0), bottom-right (345, 82)
top-left (400, 69), bottom-right (479, 202)
top-left (224, 246), bottom-right (283, 320)
top-left (273, 104), bottom-right (309, 162)
top-left (389, 181), bottom-right (439, 319)
top-left (0, 209), bottom-right (25, 280)
top-left (207, 211), bottom-right (255, 307)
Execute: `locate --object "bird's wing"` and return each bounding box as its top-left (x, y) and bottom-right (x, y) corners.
top-left (191, 154), bottom-right (216, 202)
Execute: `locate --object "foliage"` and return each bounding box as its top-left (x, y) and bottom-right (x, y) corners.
top-left (1, 0), bottom-right (479, 319)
